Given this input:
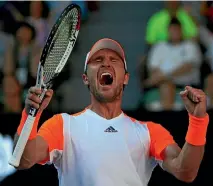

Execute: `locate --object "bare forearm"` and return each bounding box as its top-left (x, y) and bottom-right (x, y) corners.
top-left (13, 133), bottom-right (36, 169)
top-left (174, 142), bottom-right (204, 180)
top-left (13, 132), bottom-right (48, 169)
top-left (144, 63), bottom-right (193, 87)
top-left (170, 63), bottom-right (193, 77)
top-left (144, 68), bottom-right (166, 87)
top-left (163, 89), bottom-right (208, 183)
top-left (164, 114), bottom-right (208, 182)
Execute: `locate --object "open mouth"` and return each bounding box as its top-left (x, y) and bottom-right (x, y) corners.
top-left (99, 72), bottom-right (113, 86)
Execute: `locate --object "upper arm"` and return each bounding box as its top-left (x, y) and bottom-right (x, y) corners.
top-left (146, 122), bottom-right (176, 161)
top-left (37, 114), bottom-right (64, 165)
top-left (146, 121), bottom-right (187, 175)
top-left (161, 143), bottom-right (181, 173)
top-left (18, 114), bottom-right (64, 169)
top-left (146, 122), bottom-right (184, 176)
top-left (20, 135), bottom-right (49, 168)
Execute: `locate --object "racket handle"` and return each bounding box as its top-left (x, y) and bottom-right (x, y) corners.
top-left (9, 115), bottom-right (36, 167)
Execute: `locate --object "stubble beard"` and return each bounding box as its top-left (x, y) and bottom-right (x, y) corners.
top-left (90, 81), bottom-right (123, 103)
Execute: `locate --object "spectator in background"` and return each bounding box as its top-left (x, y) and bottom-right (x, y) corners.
top-left (0, 20), bottom-right (15, 112)
top-left (1, 1), bottom-right (29, 34)
top-left (47, 1), bottom-right (71, 25)
top-left (3, 22), bottom-right (41, 113)
top-left (200, 1), bottom-right (213, 32)
top-left (195, 1), bottom-right (213, 109)
top-left (73, 1), bottom-right (89, 22)
top-left (200, 25), bottom-right (213, 108)
top-left (0, 133), bottom-right (16, 182)
top-left (145, 1), bottom-right (198, 47)
top-left (47, 1), bottom-right (89, 26)
top-left (143, 17), bottom-right (202, 111)
top-left (181, 1), bottom-right (204, 25)
top-left (87, 1), bottom-right (100, 12)
top-left (26, 1), bottom-right (49, 47)
top-left (46, 1), bottom-right (88, 53)
top-left (199, 26), bottom-right (213, 109)
top-left (2, 75), bottom-right (21, 113)
top-left (205, 72), bottom-right (213, 109)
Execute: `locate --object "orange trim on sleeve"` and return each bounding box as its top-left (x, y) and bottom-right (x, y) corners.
top-left (37, 114), bottom-right (64, 164)
top-left (145, 122), bottom-right (176, 161)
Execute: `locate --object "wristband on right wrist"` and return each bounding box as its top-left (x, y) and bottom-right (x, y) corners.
top-left (185, 113), bottom-right (209, 146)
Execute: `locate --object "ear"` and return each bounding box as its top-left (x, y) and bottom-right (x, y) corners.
top-left (123, 73), bottom-right (129, 85)
top-left (82, 74), bottom-right (89, 85)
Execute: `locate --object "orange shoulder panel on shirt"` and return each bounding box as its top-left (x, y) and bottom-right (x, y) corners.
top-left (38, 109), bottom-right (86, 151)
top-left (37, 114), bottom-right (64, 163)
top-left (143, 121), bottom-right (176, 161)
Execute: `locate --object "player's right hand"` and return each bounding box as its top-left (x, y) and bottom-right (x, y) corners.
top-left (25, 86), bottom-right (53, 114)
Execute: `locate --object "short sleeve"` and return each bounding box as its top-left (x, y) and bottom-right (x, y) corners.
top-left (37, 114), bottom-right (64, 165)
top-left (146, 122), bottom-right (176, 161)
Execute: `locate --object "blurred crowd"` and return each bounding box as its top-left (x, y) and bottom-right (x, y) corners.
top-left (0, 1), bottom-right (99, 114)
top-left (1, 1), bottom-right (213, 185)
top-left (0, 1), bottom-right (213, 115)
top-left (139, 1), bottom-right (213, 112)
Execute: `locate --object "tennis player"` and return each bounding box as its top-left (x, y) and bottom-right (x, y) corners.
top-left (14, 38), bottom-right (209, 186)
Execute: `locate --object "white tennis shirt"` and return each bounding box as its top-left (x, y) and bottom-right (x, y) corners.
top-left (147, 40), bottom-right (202, 86)
top-left (37, 108), bottom-right (175, 186)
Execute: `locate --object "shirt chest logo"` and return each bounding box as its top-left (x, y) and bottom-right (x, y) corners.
top-left (104, 126), bottom-right (118, 133)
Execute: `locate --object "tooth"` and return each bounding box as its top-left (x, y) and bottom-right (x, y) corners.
top-left (101, 72), bottom-right (112, 78)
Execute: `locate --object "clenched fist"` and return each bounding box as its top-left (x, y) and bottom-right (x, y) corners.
top-left (25, 86), bottom-right (53, 114)
top-left (180, 86), bottom-right (207, 118)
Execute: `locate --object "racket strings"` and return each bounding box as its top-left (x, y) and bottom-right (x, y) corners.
top-left (43, 8), bottom-right (79, 84)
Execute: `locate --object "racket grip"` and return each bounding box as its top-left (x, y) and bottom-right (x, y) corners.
top-left (9, 115), bottom-right (36, 167)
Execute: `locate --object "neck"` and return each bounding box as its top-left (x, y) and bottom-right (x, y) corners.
top-left (167, 9), bottom-right (178, 16)
top-left (19, 42), bottom-right (30, 48)
top-left (88, 96), bottom-right (123, 120)
top-left (170, 39), bottom-right (182, 45)
top-left (171, 41), bottom-right (180, 45)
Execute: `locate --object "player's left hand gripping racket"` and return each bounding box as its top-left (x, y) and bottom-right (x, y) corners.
top-left (9, 4), bottom-right (81, 167)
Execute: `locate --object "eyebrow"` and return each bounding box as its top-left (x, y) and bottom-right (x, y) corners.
top-left (89, 51), bottom-right (124, 64)
top-left (89, 55), bottom-right (104, 63)
top-left (94, 55), bottom-right (104, 60)
top-left (91, 55), bottom-right (122, 61)
top-left (110, 56), bottom-right (120, 60)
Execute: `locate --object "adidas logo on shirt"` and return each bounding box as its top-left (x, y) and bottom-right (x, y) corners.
top-left (104, 126), bottom-right (118, 133)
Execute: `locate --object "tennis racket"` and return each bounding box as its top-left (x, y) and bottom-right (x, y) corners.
top-left (9, 4), bottom-right (81, 167)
